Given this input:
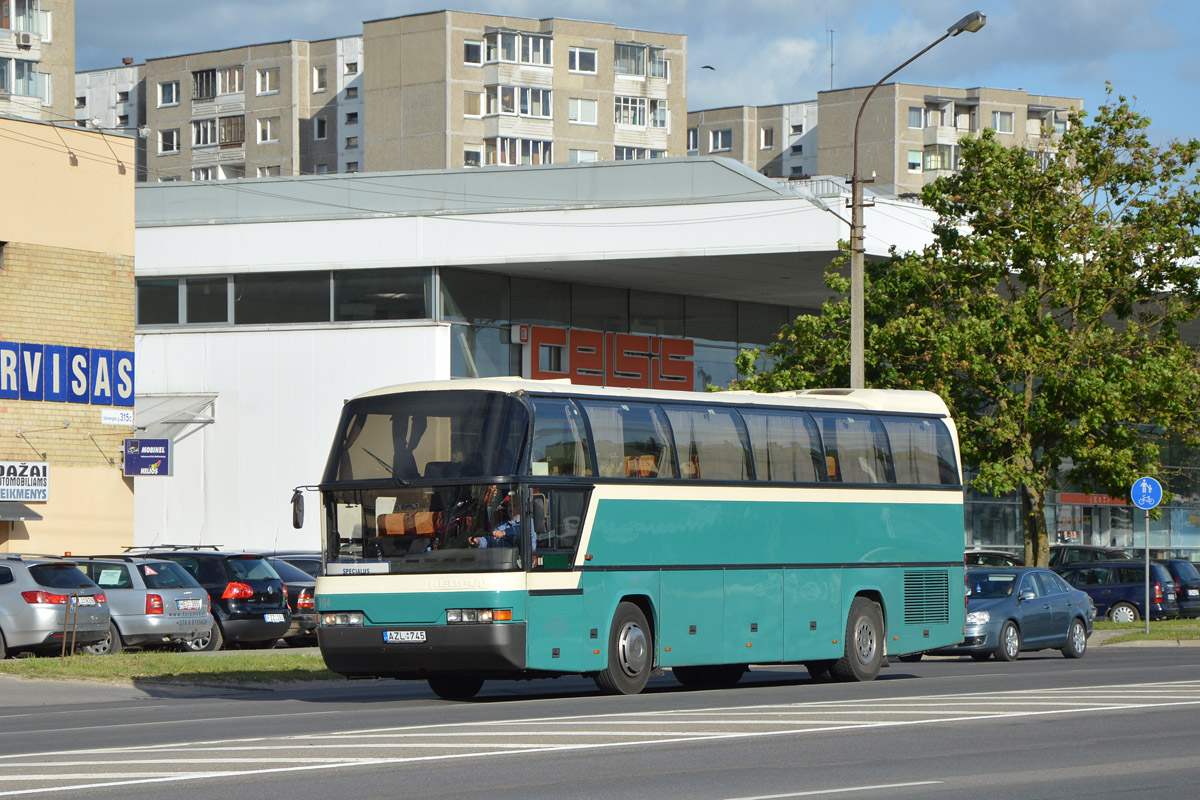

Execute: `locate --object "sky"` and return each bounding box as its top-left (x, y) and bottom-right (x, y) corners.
top-left (75, 0), bottom-right (1198, 145)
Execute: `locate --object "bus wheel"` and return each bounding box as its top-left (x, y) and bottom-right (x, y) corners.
top-left (595, 602), bottom-right (653, 695)
top-left (832, 597), bottom-right (884, 682)
top-left (428, 675), bottom-right (484, 700)
top-left (673, 664), bottom-right (746, 690)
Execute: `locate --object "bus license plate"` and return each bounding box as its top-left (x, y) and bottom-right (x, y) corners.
top-left (384, 630), bottom-right (426, 643)
top-left (264, 613), bottom-right (285, 623)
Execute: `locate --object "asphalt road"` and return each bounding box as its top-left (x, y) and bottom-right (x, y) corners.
top-left (3, 645), bottom-right (1200, 800)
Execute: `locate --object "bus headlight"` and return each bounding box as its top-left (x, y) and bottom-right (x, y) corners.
top-left (446, 608), bottom-right (512, 624)
top-left (320, 612), bottom-right (364, 626)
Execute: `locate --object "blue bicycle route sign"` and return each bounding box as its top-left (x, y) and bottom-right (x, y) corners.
top-left (1131, 476), bottom-right (1163, 510)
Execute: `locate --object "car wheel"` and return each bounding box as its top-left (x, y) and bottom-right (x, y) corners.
top-left (0, 627), bottom-right (7, 660)
top-left (183, 623), bottom-right (223, 652)
top-left (672, 664), bottom-right (746, 690)
top-left (995, 621), bottom-right (1021, 661)
top-left (427, 675), bottom-right (484, 700)
top-left (831, 597), bottom-right (884, 681)
top-left (897, 653), bottom-right (923, 663)
top-left (594, 602), bottom-right (653, 695)
top-left (969, 652), bottom-right (992, 662)
top-left (83, 621), bottom-right (123, 656)
top-left (1108, 602), bottom-right (1139, 623)
top-left (1062, 618), bottom-right (1088, 659)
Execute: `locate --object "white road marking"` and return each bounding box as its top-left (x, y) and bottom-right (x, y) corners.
top-left (724, 782), bottom-right (943, 799)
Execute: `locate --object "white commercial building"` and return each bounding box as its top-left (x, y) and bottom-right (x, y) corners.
top-left (132, 158), bottom-right (936, 551)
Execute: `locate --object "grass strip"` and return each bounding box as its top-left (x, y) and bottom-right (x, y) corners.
top-left (1095, 617), bottom-right (1200, 644)
top-left (0, 649), bottom-right (341, 684)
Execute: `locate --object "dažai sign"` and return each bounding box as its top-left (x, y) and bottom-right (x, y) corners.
top-left (0, 461), bottom-right (49, 502)
top-left (513, 324), bottom-right (695, 391)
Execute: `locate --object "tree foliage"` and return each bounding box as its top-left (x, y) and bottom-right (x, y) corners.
top-left (734, 87), bottom-right (1200, 566)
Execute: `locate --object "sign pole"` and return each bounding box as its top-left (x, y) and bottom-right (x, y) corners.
top-left (1130, 476), bottom-right (1163, 637)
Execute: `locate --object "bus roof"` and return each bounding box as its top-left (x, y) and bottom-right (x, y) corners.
top-left (351, 378), bottom-right (952, 417)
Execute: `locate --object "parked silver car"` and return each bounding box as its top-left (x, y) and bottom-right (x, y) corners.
top-left (0, 554), bottom-right (111, 658)
top-left (75, 557), bottom-right (214, 654)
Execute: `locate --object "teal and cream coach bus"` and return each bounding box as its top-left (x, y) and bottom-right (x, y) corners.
top-left (299, 378), bottom-right (965, 699)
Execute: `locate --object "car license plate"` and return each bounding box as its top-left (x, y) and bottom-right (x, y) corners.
top-left (1168, 593), bottom-right (1176, 601)
top-left (384, 630), bottom-right (426, 643)
top-left (177, 598), bottom-right (202, 611)
top-left (1189, 589), bottom-right (1199, 598)
top-left (264, 613), bottom-right (285, 623)
top-left (75, 596), bottom-right (96, 606)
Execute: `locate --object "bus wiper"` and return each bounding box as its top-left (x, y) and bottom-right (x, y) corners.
top-left (361, 447), bottom-right (412, 486)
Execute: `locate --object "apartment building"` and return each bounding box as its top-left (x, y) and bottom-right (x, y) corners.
top-left (77, 9), bottom-right (686, 180)
top-left (0, 0), bottom-right (73, 123)
top-left (817, 83), bottom-right (1081, 196)
top-left (687, 101), bottom-right (817, 178)
top-left (74, 60), bottom-right (145, 178)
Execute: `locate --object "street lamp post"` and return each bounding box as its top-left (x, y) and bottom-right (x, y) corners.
top-left (848, 11), bottom-right (986, 389)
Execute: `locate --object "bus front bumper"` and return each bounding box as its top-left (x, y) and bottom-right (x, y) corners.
top-left (318, 622), bottom-right (527, 678)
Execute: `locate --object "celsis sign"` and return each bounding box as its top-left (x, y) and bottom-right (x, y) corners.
top-left (0, 341), bottom-right (134, 406)
top-left (513, 324), bottom-right (695, 391)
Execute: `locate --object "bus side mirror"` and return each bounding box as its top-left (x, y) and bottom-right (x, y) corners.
top-left (532, 493), bottom-right (548, 536)
top-left (291, 489), bottom-right (305, 529)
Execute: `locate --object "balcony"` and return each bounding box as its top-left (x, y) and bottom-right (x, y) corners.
top-left (6, 9), bottom-right (49, 36)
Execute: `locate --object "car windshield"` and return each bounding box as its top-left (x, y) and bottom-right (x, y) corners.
top-left (139, 561), bottom-right (200, 589)
top-left (1171, 561), bottom-right (1200, 582)
top-left (30, 564), bottom-right (97, 590)
top-left (226, 557), bottom-right (280, 581)
top-left (968, 572), bottom-right (1016, 599)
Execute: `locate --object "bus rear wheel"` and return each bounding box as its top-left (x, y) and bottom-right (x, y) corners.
top-left (832, 597), bottom-right (884, 682)
top-left (428, 674), bottom-right (484, 700)
top-left (595, 602), bottom-right (653, 695)
top-left (673, 664), bottom-right (746, 690)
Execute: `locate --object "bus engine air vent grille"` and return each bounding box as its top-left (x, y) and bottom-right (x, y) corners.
top-left (903, 570), bottom-right (950, 625)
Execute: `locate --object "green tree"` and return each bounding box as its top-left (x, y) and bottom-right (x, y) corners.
top-left (734, 88), bottom-right (1200, 566)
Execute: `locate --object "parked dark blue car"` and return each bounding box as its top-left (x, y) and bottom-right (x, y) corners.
top-left (1054, 560), bottom-right (1179, 622)
top-left (1154, 559), bottom-right (1200, 619)
top-left (931, 568), bottom-right (1093, 661)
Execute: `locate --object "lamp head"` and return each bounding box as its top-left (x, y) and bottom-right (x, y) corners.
top-left (949, 11), bottom-right (986, 36)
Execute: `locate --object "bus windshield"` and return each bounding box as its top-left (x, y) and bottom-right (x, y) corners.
top-left (323, 390), bottom-right (528, 483)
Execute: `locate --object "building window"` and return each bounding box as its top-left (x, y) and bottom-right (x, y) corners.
top-left (257, 165), bottom-right (281, 177)
top-left (117, 114), bottom-right (129, 127)
top-left (520, 34), bottom-right (552, 66)
top-left (760, 126), bottom-right (774, 149)
top-left (907, 149), bottom-right (922, 172)
top-left (234, 271), bottom-right (330, 324)
top-left (710, 129), bottom-right (732, 152)
top-left (464, 144), bottom-right (482, 167)
top-left (344, 136), bottom-right (358, 149)
top-left (614, 96), bottom-right (647, 126)
top-left (791, 123), bottom-right (803, 134)
top-left (218, 114), bottom-right (245, 145)
top-left (192, 118), bottom-right (217, 147)
top-left (464, 40), bottom-right (483, 64)
top-left (568, 97), bottom-right (597, 125)
top-left (186, 277), bottom-right (228, 323)
top-left (464, 91), bottom-right (482, 117)
top-left (258, 116), bottom-right (279, 144)
top-left (649, 48), bottom-right (668, 80)
top-left (216, 66), bottom-right (243, 95)
top-left (117, 90), bottom-right (129, 102)
top-left (315, 164), bottom-right (329, 174)
top-left (159, 80), bottom-right (179, 107)
top-left (520, 87), bottom-right (551, 117)
top-left (191, 166), bottom-right (216, 181)
top-left (486, 137), bottom-right (551, 166)
top-left (486, 86), bottom-right (551, 118)
top-left (344, 61), bottom-right (358, 75)
top-left (75, 95), bottom-right (85, 108)
top-left (192, 69), bottom-right (216, 100)
top-left (650, 99), bottom-right (668, 129)
top-left (136, 279), bottom-right (180, 324)
top-left (790, 143), bottom-right (803, 154)
top-left (790, 166), bottom-right (806, 176)
top-left (345, 111), bottom-right (358, 125)
top-left (158, 128), bottom-right (179, 154)
top-left (992, 110), bottom-right (1014, 134)
top-left (345, 86), bottom-right (358, 99)
top-left (335, 268), bottom-right (431, 321)
top-left (313, 65), bottom-right (327, 92)
top-left (686, 127), bottom-right (698, 153)
top-left (614, 43), bottom-right (645, 77)
top-left (314, 116), bottom-right (327, 140)
top-left (256, 68), bottom-right (278, 95)
top-left (908, 107), bottom-right (924, 128)
top-left (486, 31), bottom-right (518, 62)
top-left (615, 146), bottom-right (665, 160)
top-left (569, 149), bottom-right (598, 163)
top-left (568, 47), bottom-right (596, 73)
top-left (924, 143), bottom-right (960, 171)
top-left (345, 161), bottom-right (359, 173)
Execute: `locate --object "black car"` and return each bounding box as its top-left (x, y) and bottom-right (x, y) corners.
top-left (265, 558), bottom-right (317, 646)
top-left (266, 551), bottom-right (323, 579)
top-left (1155, 559), bottom-right (1200, 619)
top-left (1048, 545), bottom-right (1130, 567)
top-left (117, 547), bottom-right (290, 651)
top-left (1054, 560), bottom-right (1179, 622)
top-left (965, 550), bottom-right (1025, 567)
